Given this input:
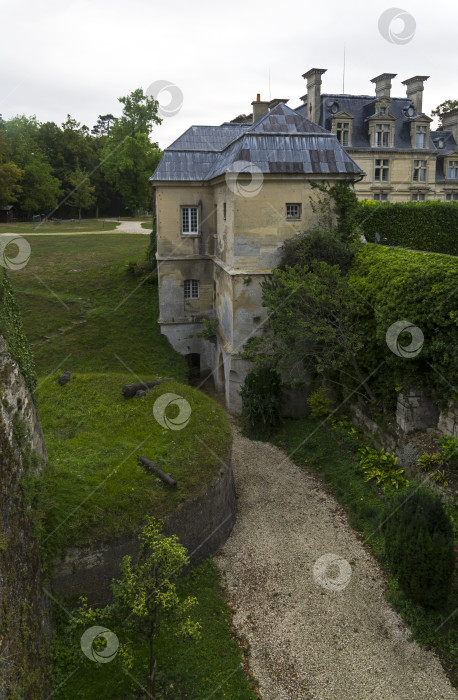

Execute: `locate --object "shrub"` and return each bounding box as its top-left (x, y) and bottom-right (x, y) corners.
top-left (307, 386), bottom-right (334, 417)
top-left (358, 446), bottom-right (408, 490)
top-left (240, 366), bottom-right (283, 440)
top-left (279, 228), bottom-right (356, 274)
top-left (439, 434), bottom-right (458, 469)
top-left (418, 452), bottom-right (445, 472)
top-left (383, 487), bottom-right (455, 609)
top-left (356, 200), bottom-right (458, 256)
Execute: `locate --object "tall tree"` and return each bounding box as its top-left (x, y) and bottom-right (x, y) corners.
top-left (431, 99), bottom-right (458, 129)
top-left (101, 89), bottom-right (162, 214)
top-left (0, 132), bottom-right (23, 205)
top-left (91, 114), bottom-right (116, 136)
top-left (67, 160), bottom-right (96, 220)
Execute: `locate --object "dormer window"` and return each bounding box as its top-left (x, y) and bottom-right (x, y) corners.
top-left (407, 105), bottom-right (415, 117)
top-left (415, 125), bottom-right (427, 148)
top-left (436, 137), bottom-right (445, 149)
top-left (336, 121), bottom-right (350, 146)
top-left (329, 101), bottom-right (339, 114)
top-left (375, 124), bottom-right (391, 147)
top-left (448, 160), bottom-right (458, 179)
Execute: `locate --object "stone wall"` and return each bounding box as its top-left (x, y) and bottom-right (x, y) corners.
top-left (52, 455), bottom-right (236, 606)
top-left (395, 388), bottom-right (440, 434)
top-left (438, 400), bottom-right (458, 438)
top-left (0, 335), bottom-right (51, 698)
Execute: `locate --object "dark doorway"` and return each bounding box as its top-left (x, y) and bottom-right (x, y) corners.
top-left (186, 353), bottom-right (201, 384)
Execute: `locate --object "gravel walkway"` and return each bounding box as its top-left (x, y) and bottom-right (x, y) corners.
top-left (215, 429), bottom-right (458, 700)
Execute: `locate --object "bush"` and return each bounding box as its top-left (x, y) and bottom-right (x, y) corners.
top-left (358, 446), bottom-right (408, 490)
top-left (356, 200), bottom-right (458, 256)
top-left (240, 366), bottom-right (283, 440)
top-left (307, 386), bottom-right (334, 417)
top-left (279, 228), bottom-right (357, 274)
top-left (383, 487), bottom-right (455, 609)
top-left (349, 245), bottom-right (458, 407)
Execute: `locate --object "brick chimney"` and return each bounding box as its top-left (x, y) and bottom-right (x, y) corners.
top-left (251, 94), bottom-right (270, 123)
top-left (401, 76), bottom-right (429, 114)
top-left (441, 109), bottom-right (458, 141)
top-left (302, 68), bottom-right (327, 123)
top-left (370, 73), bottom-right (397, 99)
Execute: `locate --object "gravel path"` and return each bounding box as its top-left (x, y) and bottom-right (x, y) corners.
top-left (9, 220), bottom-right (149, 235)
top-left (215, 429), bottom-right (458, 700)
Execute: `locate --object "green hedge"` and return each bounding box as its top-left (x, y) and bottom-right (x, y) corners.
top-left (349, 245), bottom-right (458, 406)
top-left (356, 201), bottom-right (458, 256)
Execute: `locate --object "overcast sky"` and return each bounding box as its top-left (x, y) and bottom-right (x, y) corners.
top-left (1, 0), bottom-right (457, 149)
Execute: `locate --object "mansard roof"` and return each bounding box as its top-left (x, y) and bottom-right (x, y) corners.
top-left (150, 103), bottom-right (363, 182)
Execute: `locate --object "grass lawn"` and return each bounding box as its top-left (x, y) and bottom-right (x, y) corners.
top-left (0, 220), bottom-right (120, 233)
top-left (53, 559), bottom-right (258, 699)
top-left (141, 222), bottom-right (153, 230)
top-left (272, 416), bottom-right (458, 687)
top-left (12, 235), bottom-right (232, 562)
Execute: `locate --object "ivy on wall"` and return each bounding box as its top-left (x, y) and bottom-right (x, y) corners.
top-left (0, 268), bottom-right (36, 394)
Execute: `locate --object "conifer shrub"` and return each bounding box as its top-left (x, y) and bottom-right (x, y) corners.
top-left (383, 486), bottom-right (455, 609)
top-left (240, 366), bottom-right (283, 440)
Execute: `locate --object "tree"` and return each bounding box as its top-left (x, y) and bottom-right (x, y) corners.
top-left (243, 261), bottom-right (375, 401)
top-left (0, 132), bottom-right (23, 205)
top-left (70, 517), bottom-right (201, 697)
top-left (91, 114), bottom-right (116, 136)
top-left (19, 153), bottom-right (62, 215)
top-left (67, 160), bottom-right (96, 220)
top-left (431, 100), bottom-right (458, 129)
top-left (101, 88), bottom-right (162, 214)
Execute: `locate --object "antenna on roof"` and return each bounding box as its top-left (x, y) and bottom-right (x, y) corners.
top-left (343, 43), bottom-right (346, 93)
top-left (268, 66), bottom-right (271, 102)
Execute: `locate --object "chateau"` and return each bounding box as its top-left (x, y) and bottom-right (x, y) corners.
top-left (149, 70), bottom-right (458, 411)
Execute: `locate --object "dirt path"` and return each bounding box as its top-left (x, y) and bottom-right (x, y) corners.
top-left (215, 428), bottom-right (458, 700)
top-left (5, 220), bottom-right (149, 235)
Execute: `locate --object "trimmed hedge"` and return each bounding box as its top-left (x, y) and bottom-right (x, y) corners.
top-left (356, 201), bottom-right (458, 256)
top-left (349, 245), bottom-right (458, 406)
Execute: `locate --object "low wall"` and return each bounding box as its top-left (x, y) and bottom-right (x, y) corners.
top-left (52, 456), bottom-right (236, 606)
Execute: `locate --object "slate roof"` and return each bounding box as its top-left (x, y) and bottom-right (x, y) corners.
top-left (295, 93), bottom-right (458, 182)
top-left (150, 103), bottom-right (363, 182)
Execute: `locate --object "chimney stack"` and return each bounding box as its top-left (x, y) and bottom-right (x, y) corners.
top-left (441, 109), bottom-right (458, 141)
top-left (302, 68), bottom-right (327, 124)
top-left (370, 73), bottom-right (397, 99)
top-left (401, 76), bottom-right (429, 114)
top-left (251, 94), bottom-right (270, 123)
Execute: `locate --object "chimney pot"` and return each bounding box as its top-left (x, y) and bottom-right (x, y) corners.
top-left (302, 68), bottom-right (327, 124)
top-left (251, 96), bottom-right (270, 123)
top-left (257, 93), bottom-right (260, 102)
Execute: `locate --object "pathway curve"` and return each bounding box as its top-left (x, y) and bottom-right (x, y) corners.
top-left (215, 428), bottom-right (458, 700)
top-left (6, 220), bottom-right (149, 235)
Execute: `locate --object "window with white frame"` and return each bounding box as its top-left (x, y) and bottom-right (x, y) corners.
top-left (184, 279), bottom-right (199, 299)
top-left (181, 206), bottom-right (199, 234)
top-left (448, 160), bottom-right (458, 179)
top-left (413, 160), bottom-right (427, 182)
top-left (412, 193), bottom-right (426, 201)
top-left (374, 193), bottom-right (388, 202)
top-left (415, 125), bottom-right (427, 148)
top-left (374, 159), bottom-right (389, 182)
top-left (446, 193), bottom-right (458, 201)
top-left (286, 203), bottom-right (302, 219)
top-left (336, 122), bottom-right (350, 146)
top-left (375, 124), bottom-right (391, 147)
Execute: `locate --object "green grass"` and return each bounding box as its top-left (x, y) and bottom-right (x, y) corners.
top-left (271, 416), bottom-right (458, 688)
top-left (0, 220), bottom-right (120, 233)
top-left (141, 222), bottom-right (153, 230)
top-left (12, 235), bottom-right (232, 562)
top-left (53, 559), bottom-right (258, 699)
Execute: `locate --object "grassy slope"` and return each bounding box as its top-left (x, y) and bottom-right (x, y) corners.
top-left (0, 220), bottom-right (119, 233)
top-left (13, 235), bottom-right (231, 559)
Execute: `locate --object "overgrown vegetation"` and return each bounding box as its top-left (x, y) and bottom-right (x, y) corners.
top-left (240, 366), bottom-right (283, 440)
top-left (356, 200), bottom-right (458, 255)
top-left (383, 487), bottom-right (455, 609)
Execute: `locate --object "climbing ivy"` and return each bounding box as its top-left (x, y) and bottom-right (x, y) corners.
top-left (0, 268), bottom-right (36, 394)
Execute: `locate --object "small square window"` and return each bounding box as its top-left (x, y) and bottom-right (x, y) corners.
top-left (181, 206), bottom-right (199, 235)
top-left (184, 279), bottom-right (199, 299)
top-left (286, 203), bottom-right (301, 219)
